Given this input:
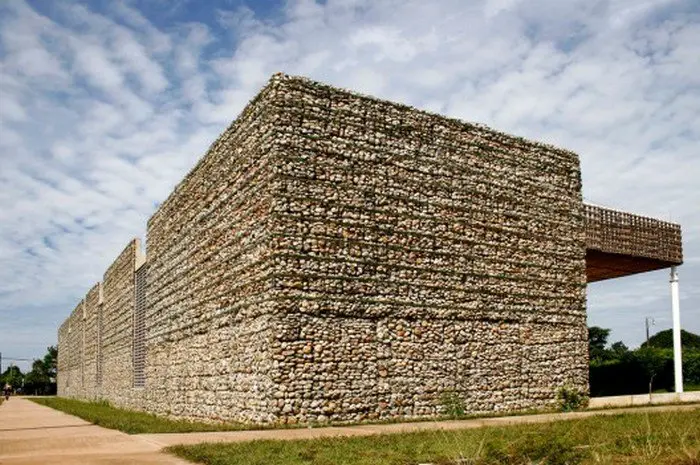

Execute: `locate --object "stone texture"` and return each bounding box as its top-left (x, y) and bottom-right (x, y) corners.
top-left (81, 284), bottom-right (101, 397)
top-left (58, 241), bottom-right (144, 409)
top-left (57, 73), bottom-right (589, 424)
top-left (264, 75), bottom-right (587, 422)
top-left (584, 204), bottom-right (682, 264)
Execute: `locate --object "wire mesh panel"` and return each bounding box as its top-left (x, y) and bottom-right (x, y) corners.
top-left (81, 303), bottom-right (85, 388)
top-left (66, 323), bottom-right (71, 389)
top-left (584, 204), bottom-right (682, 264)
top-left (133, 264), bottom-right (147, 388)
top-left (96, 303), bottom-right (103, 385)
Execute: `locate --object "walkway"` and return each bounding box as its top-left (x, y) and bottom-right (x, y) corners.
top-left (137, 403), bottom-right (700, 447)
top-left (1, 397), bottom-right (698, 464)
top-left (0, 398), bottom-right (189, 465)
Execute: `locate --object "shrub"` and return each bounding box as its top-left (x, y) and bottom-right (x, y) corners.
top-left (557, 385), bottom-right (588, 412)
top-left (589, 349), bottom-right (700, 396)
top-left (683, 350), bottom-right (700, 385)
top-left (439, 389), bottom-right (466, 417)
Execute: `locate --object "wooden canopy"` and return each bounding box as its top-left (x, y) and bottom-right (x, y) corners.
top-left (584, 204), bottom-right (683, 282)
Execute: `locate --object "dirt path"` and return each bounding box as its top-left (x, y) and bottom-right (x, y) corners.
top-left (0, 397), bottom-right (189, 465)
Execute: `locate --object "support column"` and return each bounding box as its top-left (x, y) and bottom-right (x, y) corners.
top-left (670, 266), bottom-right (683, 393)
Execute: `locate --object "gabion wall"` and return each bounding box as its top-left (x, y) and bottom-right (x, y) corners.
top-left (57, 73), bottom-right (589, 424)
top-left (140, 81), bottom-right (280, 422)
top-left (57, 301), bottom-right (83, 397)
top-left (57, 240), bottom-right (144, 408)
top-left (265, 74), bottom-right (588, 422)
top-left (585, 204), bottom-right (683, 264)
top-left (81, 284), bottom-right (100, 393)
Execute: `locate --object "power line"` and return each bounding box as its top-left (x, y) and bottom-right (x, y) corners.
top-left (1, 353), bottom-right (37, 374)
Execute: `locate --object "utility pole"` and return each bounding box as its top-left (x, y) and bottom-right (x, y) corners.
top-left (645, 317), bottom-right (655, 344)
top-left (0, 352), bottom-right (2, 374)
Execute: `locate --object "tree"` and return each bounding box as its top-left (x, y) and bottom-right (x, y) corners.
top-left (588, 326), bottom-right (611, 363)
top-left (589, 326), bottom-right (700, 396)
top-left (24, 360), bottom-right (50, 395)
top-left (642, 329), bottom-right (700, 350)
top-left (23, 346), bottom-right (58, 395)
top-left (0, 365), bottom-right (24, 390)
top-left (43, 346), bottom-right (57, 381)
top-left (634, 347), bottom-right (669, 394)
top-left (610, 341), bottom-right (630, 359)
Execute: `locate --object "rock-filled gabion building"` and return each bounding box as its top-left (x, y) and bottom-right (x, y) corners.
top-left (57, 73), bottom-right (683, 424)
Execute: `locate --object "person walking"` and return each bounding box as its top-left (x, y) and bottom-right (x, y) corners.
top-left (3, 383), bottom-right (12, 401)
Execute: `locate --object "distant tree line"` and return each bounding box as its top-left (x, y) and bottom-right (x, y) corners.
top-left (589, 327), bottom-right (700, 396)
top-left (0, 346), bottom-right (57, 395)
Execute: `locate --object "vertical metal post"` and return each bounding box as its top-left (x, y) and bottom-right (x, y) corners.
top-left (670, 266), bottom-right (683, 393)
top-left (645, 317), bottom-right (655, 345)
top-left (645, 318), bottom-right (650, 344)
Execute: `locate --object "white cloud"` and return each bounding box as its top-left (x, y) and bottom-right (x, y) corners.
top-left (0, 0), bottom-right (698, 363)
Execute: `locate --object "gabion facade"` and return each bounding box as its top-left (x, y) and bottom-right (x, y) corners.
top-left (584, 204), bottom-right (682, 260)
top-left (58, 73), bottom-right (672, 424)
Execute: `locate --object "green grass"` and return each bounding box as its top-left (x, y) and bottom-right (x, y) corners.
top-left (28, 396), bottom-right (565, 434)
top-left (30, 397), bottom-right (249, 434)
top-left (168, 408), bottom-right (700, 465)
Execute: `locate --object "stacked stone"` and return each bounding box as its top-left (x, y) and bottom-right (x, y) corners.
top-left (584, 204), bottom-right (683, 264)
top-left (61, 301), bottom-right (84, 398)
top-left (56, 320), bottom-right (69, 395)
top-left (142, 80), bottom-right (283, 422)
top-left (264, 74), bottom-right (588, 423)
top-left (81, 284), bottom-right (101, 399)
top-left (57, 73), bottom-right (589, 425)
top-left (99, 240), bottom-right (139, 405)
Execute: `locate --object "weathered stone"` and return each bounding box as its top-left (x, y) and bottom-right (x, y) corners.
top-left (57, 73), bottom-right (591, 425)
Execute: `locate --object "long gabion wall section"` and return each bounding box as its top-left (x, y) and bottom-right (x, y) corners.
top-left (57, 240), bottom-right (144, 406)
top-left (58, 73), bottom-right (588, 424)
top-left (57, 82), bottom-right (282, 421)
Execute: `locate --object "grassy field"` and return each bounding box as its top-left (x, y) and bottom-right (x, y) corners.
top-left (30, 397), bottom-right (249, 434)
top-left (168, 408), bottom-right (700, 465)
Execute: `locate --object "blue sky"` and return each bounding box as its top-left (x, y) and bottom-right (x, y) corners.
top-left (0, 0), bottom-right (698, 371)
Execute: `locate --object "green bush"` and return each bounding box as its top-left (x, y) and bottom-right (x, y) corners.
top-left (590, 348), bottom-right (700, 396)
top-left (683, 350), bottom-right (700, 384)
top-left (557, 385), bottom-right (588, 412)
top-left (439, 388), bottom-right (466, 417)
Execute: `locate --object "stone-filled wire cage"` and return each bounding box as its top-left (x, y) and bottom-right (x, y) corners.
top-left (584, 204), bottom-right (682, 263)
top-left (55, 73), bottom-right (685, 424)
top-left (96, 305), bottom-right (103, 386)
top-left (132, 264), bottom-right (147, 388)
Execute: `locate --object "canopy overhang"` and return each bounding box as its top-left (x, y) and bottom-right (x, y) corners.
top-left (584, 204), bottom-right (683, 283)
